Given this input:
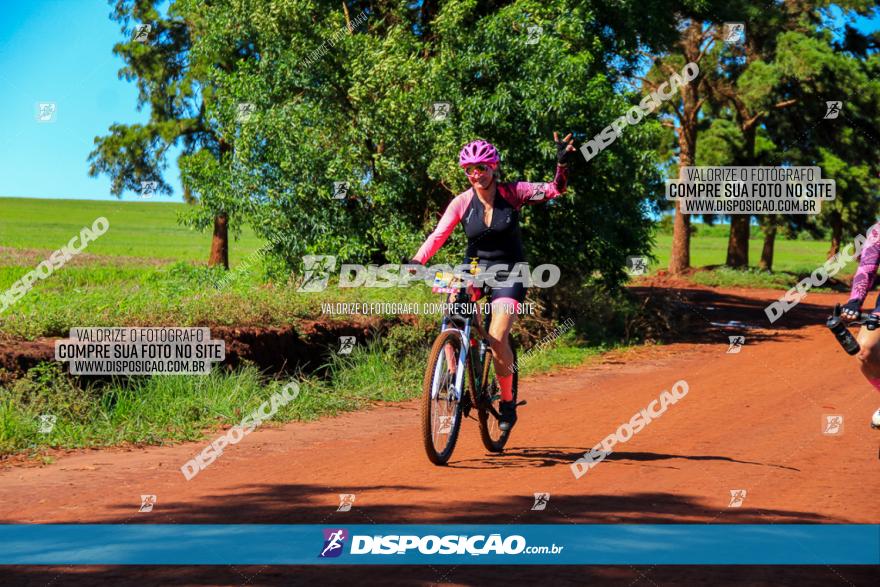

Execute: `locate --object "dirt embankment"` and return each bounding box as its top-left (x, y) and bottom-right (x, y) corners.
top-left (0, 274), bottom-right (846, 384)
top-left (0, 316), bottom-right (422, 383)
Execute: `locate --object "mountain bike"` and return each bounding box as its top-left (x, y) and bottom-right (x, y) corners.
top-left (421, 270), bottom-right (521, 465)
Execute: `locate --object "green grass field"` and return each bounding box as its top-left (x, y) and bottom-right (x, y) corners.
top-left (1, 196), bottom-right (852, 277)
top-left (651, 234), bottom-right (846, 275)
top-left (0, 197), bottom-right (263, 264)
top-left (650, 232), bottom-right (858, 290)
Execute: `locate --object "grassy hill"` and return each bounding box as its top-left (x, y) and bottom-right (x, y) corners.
top-left (0, 197), bottom-right (263, 265)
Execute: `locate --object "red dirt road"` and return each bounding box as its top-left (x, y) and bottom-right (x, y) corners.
top-left (1, 285), bottom-right (878, 585)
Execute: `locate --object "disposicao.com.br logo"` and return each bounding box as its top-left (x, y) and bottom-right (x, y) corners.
top-left (319, 528), bottom-right (349, 558)
top-left (318, 528), bottom-right (563, 557)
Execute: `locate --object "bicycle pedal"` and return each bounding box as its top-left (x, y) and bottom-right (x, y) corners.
top-left (516, 400), bottom-right (527, 407)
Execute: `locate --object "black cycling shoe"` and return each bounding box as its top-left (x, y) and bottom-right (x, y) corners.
top-left (498, 400), bottom-right (517, 432)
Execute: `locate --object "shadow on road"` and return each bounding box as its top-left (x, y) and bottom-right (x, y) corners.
top-left (1, 564), bottom-right (877, 586)
top-left (450, 447), bottom-right (799, 472)
top-left (628, 285), bottom-right (843, 346)
top-left (0, 481), bottom-right (841, 526)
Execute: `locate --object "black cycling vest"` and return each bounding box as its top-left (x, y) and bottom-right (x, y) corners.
top-left (460, 186), bottom-right (525, 266)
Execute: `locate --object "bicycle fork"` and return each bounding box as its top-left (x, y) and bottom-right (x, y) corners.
top-left (432, 319), bottom-right (472, 402)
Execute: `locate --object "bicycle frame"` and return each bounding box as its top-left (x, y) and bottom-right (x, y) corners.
top-left (431, 289), bottom-right (492, 403)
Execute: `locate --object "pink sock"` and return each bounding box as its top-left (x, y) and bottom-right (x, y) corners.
top-left (870, 378), bottom-right (880, 392)
top-left (498, 374), bottom-right (514, 402)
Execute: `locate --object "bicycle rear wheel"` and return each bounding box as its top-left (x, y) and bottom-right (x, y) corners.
top-left (421, 329), bottom-right (465, 465)
top-left (477, 341), bottom-right (517, 453)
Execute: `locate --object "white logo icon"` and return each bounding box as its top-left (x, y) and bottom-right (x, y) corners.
top-left (526, 25), bottom-right (543, 45)
top-left (140, 180), bottom-right (158, 199)
top-left (298, 255), bottom-right (337, 292)
top-left (320, 529), bottom-right (346, 557)
top-left (531, 492), bottom-right (550, 511)
top-left (38, 414), bottom-right (57, 434)
top-left (338, 336), bottom-right (355, 355)
top-left (430, 101), bottom-right (451, 121)
top-left (626, 256), bottom-right (648, 276)
top-left (36, 102), bottom-right (57, 123)
top-left (528, 186), bottom-right (546, 201)
top-left (337, 494), bottom-right (355, 512)
top-left (824, 101), bottom-right (842, 120)
top-left (139, 494), bottom-right (157, 512)
top-left (438, 415), bottom-right (453, 434)
top-left (133, 24), bottom-right (151, 43)
top-left (237, 102), bottom-right (256, 123)
top-left (723, 23), bottom-right (745, 45)
top-left (332, 181), bottom-right (349, 200)
top-left (728, 489), bottom-right (747, 508)
top-left (727, 335), bottom-right (745, 354)
top-left (822, 414), bottom-right (844, 435)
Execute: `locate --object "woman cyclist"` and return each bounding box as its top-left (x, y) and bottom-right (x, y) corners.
top-left (840, 221), bottom-right (880, 429)
top-left (408, 133), bottom-right (577, 431)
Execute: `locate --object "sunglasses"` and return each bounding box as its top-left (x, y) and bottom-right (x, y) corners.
top-left (464, 164), bottom-right (495, 177)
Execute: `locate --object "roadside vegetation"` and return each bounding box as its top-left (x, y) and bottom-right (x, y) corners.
top-left (0, 197), bottom-right (862, 457)
top-left (1, 329), bottom-right (605, 457)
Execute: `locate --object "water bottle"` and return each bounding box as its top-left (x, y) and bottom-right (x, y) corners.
top-left (826, 310), bottom-right (861, 355)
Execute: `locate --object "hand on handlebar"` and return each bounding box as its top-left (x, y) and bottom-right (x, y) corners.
top-left (401, 257), bottom-right (424, 276)
top-left (841, 299), bottom-right (862, 321)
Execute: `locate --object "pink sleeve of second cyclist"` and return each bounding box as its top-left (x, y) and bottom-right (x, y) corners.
top-left (850, 222), bottom-right (880, 303)
top-left (412, 191), bottom-right (472, 265)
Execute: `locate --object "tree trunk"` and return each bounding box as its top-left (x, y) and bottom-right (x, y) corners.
top-left (726, 118), bottom-right (756, 268)
top-left (668, 21), bottom-right (703, 275)
top-left (828, 211), bottom-right (842, 259)
top-left (208, 139), bottom-right (232, 270)
top-left (208, 213), bottom-right (229, 269)
top-left (726, 216), bottom-right (750, 268)
top-left (670, 201), bottom-right (691, 274)
top-left (759, 218), bottom-right (776, 271)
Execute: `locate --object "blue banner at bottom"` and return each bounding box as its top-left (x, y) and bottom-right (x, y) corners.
top-left (0, 525), bottom-right (877, 565)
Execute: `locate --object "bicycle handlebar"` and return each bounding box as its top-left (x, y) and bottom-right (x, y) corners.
top-left (826, 304), bottom-right (879, 356)
top-left (829, 303), bottom-right (880, 328)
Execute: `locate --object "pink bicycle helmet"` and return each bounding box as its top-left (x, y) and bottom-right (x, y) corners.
top-left (458, 139), bottom-right (500, 168)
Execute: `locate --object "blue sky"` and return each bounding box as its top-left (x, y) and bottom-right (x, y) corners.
top-left (0, 2), bottom-right (877, 203)
top-left (0, 0), bottom-right (180, 202)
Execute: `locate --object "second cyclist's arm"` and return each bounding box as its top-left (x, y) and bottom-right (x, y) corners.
top-left (849, 223), bottom-right (880, 306)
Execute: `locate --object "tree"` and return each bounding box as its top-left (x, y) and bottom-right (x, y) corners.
top-left (638, 1), bottom-right (751, 275)
top-left (699, 3), bottom-right (801, 268)
top-left (642, 19), bottom-right (714, 274)
top-left (88, 0), bottom-right (251, 269)
top-left (185, 0), bottom-right (676, 301)
top-left (762, 11), bottom-right (880, 260)
top-left (704, 1), bottom-right (880, 269)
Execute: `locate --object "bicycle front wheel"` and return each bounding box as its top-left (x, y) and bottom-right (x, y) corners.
top-left (477, 341), bottom-right (517, 453)
top-left (421, 328), bottom-right (465, 465)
